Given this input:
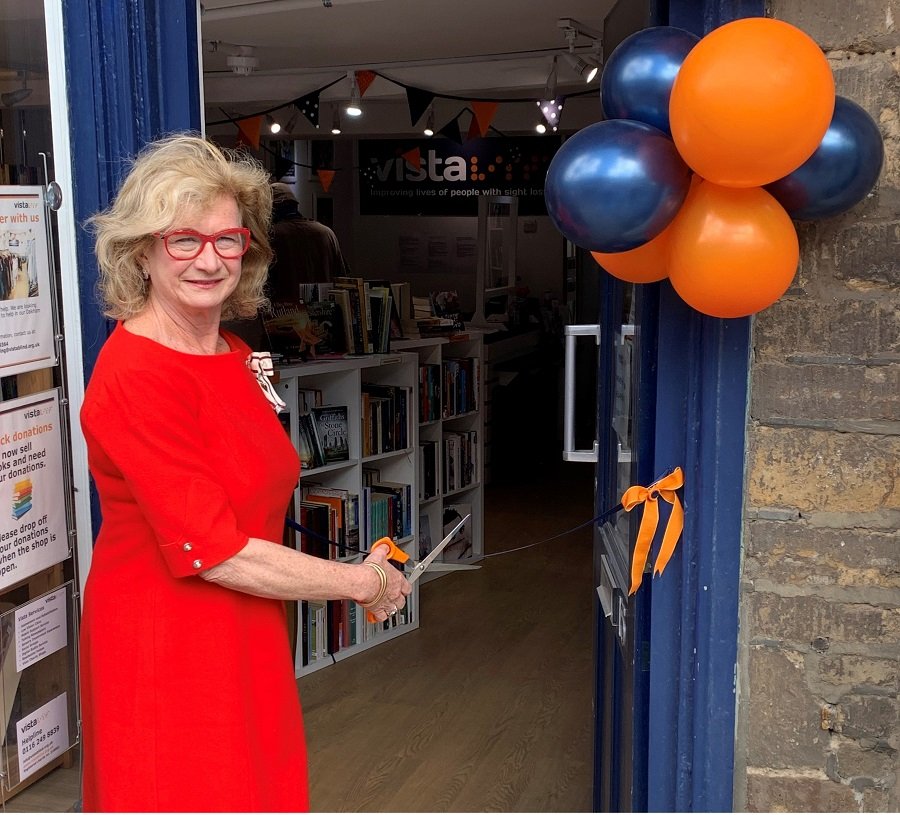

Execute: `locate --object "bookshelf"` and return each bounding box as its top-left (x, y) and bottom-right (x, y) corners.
top-left (392, 333), bottom-right (485, 582)
top-left (273, 352), bottom-right (420, 677)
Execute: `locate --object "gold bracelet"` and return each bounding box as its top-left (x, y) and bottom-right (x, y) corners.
top-left (362, 562), bottom-right (387, 608)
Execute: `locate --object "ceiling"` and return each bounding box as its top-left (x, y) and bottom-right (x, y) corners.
top-left (200, 0), bottom-right (628, 139)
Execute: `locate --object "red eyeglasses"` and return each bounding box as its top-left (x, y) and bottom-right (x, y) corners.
top-left (155, 228), bottom-right (251, 260)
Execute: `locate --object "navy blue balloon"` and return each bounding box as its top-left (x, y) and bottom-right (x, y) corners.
top-left (600, 26), bottom-right (699, 135)
top-left (545, 119), bottom-right (691, 253)
top-left (766, 97), bottom-right (884, 220)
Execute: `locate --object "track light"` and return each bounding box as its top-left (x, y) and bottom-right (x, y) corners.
top-left (423, 107), bottom-right (435, 137)
top-left (267, 115), bottom-right (281, 134)
top-left (558, 17), bottom-right (602, 84)
top-left (345, 71), bottom-right (362, 117)
top-left (562, 50), bottom-right (599, 83)
top-left (331, 107), bottom-right (342, 135)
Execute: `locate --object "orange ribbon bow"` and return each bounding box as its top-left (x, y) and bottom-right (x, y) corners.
top-left (622, 467), bottom-right (685, 595)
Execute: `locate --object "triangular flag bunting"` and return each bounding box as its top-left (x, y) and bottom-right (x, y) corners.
top-left (293, 90), bottom-right (321, 128)
top-left (317, 169), bottom-right (336, 193)
top-left (401, 147), bottom-right (421, 172)
top-left (469, 101), bottom-right (498, 138)
top-left (406, 86), bottom-right (435, 127)
top-left (439, 114), bottom-right (463, 145)
top-left (236, 115), bottom-right (263, 151)
top-left (273, 155), bottom-right (294, 182)
top-left (356, 70), bottom-right (377, 97)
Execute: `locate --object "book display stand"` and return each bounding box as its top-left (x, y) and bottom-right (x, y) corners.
top-left (275, 352), bottom-right (421, 676)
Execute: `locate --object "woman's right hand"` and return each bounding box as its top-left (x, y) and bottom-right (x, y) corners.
top-left (360, 542), bottom-right (412, 622)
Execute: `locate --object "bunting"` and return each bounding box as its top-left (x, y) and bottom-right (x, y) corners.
top-left (405, 86), bottom-right (435, 127)
top-left (317, 169), bottom-right (336, 193)
top-left (438, 115), bottom-right (463, 145)
top-left (468, 101), bottom-right (498, 140)
top-left (294, 90), bottom-right (321, 128)
top-left (236, 115), bottom-right (263, 151)
top-left (400, 147), bottom-right (421, 172)
top-left (356, 70), bottom-right (377, 97)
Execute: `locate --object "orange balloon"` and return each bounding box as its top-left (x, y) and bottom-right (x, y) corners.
top-left (668, 180), bottom-right (799, 318)
top-left (669, 18), bottom-right (835, 187)
top-left (591, 222), bottom-right (673, 283)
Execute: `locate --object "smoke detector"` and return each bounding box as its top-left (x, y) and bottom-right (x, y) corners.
top-left (227, 46), bottom-right (258, 76)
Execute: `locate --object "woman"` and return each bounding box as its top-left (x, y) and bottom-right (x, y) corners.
top-left (80, 134), bottom-right (410, 812)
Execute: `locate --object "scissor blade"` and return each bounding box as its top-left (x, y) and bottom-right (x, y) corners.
top-left (410, 514), bottom-right (470, 583)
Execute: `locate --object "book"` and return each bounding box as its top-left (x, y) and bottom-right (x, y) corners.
top-left (311, 405), bottom-right (350, 464)
top-left (441, 503), bottom-right (473, 561)
top-left (418, 511), bottom-right (433, 560)
top-left (263, 302), bottom-right (323, 360)
top-left (333, 276), bottom-right (372, 353)
top-left (305, 299), bottom-right (346, 355)
top-left (329, 287), bottom-right (358, 354)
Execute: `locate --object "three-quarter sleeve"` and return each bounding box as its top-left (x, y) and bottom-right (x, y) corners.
top-left (82, 366), bottom-right (250, 577)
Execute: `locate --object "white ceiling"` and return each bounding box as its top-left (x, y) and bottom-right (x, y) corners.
top-left (201, 0), bottom-right (623, 138)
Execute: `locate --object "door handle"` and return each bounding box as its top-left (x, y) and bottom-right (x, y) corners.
top-left (563, 324), bottom-right (601, 462)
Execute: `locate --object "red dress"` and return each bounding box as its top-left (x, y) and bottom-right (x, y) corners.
top-left (79, 323), bottom-right (307, 812)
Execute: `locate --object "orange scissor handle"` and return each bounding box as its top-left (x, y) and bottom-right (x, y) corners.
top-left (365, 537), bottom-right (409, 624)
top-left (370, 536), bottom-right (410, 564)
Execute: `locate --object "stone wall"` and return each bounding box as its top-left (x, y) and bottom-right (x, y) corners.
top-left (735, 1), bottom-right (899, 811)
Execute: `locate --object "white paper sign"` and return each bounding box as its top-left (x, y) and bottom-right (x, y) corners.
top-left (16, 692), bottom-right (69, 780)
top-left (15, 589), bottom-right (67, 673)
top-left (0, 187), bottom-right (56, 376)
top-left (0, 390), bottom-right (68, 590)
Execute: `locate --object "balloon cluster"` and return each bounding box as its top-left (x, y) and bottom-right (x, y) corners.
top-left (545, 18), bottom-right (885, 319)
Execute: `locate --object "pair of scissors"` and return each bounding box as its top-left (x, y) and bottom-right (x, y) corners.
top-left (365, 513), bottom-right (476, 622)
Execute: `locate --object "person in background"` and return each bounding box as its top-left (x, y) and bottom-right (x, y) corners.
top-left (80, 134), bottom-right (409, 813)
top-left (267, 181), bottom-right (349, 302)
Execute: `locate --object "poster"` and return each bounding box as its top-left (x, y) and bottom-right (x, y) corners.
top-left (16, 692), bottom-right (69, 781)
top-left (15, 588), bottom-right (67, 673)
top-left (0, 390), bottom-right (68, 591)
top-left (0, 187), bottom-right (57, 376)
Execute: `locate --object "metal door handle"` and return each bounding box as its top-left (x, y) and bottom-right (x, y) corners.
top-left (563, 324), bottom-right (601, 462)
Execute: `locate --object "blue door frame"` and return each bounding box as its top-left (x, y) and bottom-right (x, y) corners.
top-left (593, 0), bottom-right (764, 811)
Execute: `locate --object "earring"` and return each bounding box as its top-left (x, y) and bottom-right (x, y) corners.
top-left (141, 269), bottom-right (150, 281)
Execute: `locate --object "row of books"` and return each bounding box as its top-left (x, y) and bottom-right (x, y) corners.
top-left (362, 467), bottom-right (413, 544)
top-left (444, 430), bottom-right (479, 493)
top-left (417, 357), bottom-right (480, 423)
top-left (297, 596), bottom-right (413, 669)
top-left (292, 482), bottom-right (414, 669)
top-left (361, 384), bottom-right (410, 457)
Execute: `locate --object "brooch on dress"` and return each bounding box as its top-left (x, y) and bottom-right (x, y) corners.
top-left (247, 352), bottom-right (287, 413)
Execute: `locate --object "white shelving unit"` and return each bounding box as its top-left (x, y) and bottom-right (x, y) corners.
top-left (393, 334), bottom-right (485, 582)
top-left (274, 352), bottom-right (419, 677)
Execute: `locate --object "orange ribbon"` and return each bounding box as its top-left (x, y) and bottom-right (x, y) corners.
top-left (622, 467), bottom-right (685, 595)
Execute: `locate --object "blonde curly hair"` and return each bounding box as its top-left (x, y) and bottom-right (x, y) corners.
top-left (88, 133), bottom-right (274, 321)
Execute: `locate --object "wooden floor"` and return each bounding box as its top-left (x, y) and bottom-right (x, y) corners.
top-left (6, 461), bottom-right (596, 813)
top-left (300, 461), bottom-right (596, 812)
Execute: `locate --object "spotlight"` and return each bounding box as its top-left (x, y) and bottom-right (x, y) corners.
top-left (423, 108), bottom-right (435, 137)
top-left (331, 107), bottom-right (342, 135)
top-left (345, 71), bottom-right (362, 117)
top-left (558, 17), bottom-right (603, 84)
top-left (267, 115), bottom-right (281, 134)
